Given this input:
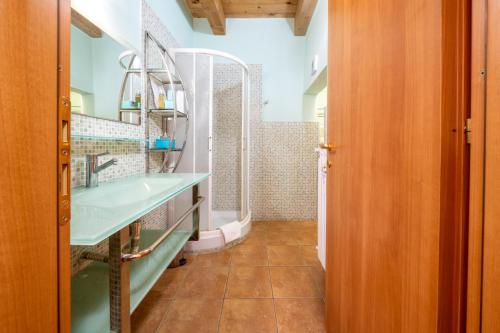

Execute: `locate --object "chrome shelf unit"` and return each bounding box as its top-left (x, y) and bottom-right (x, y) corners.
top-left (118, 50), bottom-right (142, 125)
top-left (144, 32), bottom-right (190, 173)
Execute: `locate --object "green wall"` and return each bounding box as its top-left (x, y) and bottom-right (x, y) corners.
top-left (304, 0), bottom-right (328, 90)
top-left (146, 0), bottom-right (194, 47)
top-left (193, 18), bottom-right (306, 122)
top-left (71, 26), bottom-right (94, 93)
top-left (70, 0), bottom-right (328, 122)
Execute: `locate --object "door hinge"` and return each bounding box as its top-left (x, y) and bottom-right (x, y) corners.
top-left (465, 118), bottom-right (472, 144)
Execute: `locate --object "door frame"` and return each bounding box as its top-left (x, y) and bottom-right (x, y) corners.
top-left (466, 0), bottom-right (487, 331)
top-left (466, 0), bottom-right (490, 331)
top-left (438, 0), bottom-right (472, 331)
top-left (58, 0), bottom-right (71, 331)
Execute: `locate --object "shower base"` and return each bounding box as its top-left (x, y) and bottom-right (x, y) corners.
top-left (185, 211), bottom-right (251, 252)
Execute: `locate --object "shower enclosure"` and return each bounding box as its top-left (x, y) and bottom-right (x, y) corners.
top-left (171, 48), bottom-right (251, 251)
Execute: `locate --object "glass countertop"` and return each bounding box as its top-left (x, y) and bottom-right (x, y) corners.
top-left (70, 173), bottom-right (209, 246)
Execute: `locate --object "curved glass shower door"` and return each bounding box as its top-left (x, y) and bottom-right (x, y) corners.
top-left (172, 48), bottom-right (250, 234)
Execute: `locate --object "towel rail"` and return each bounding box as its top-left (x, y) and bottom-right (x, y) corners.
top-left (80, 195), bottom-right (204, 263)
top-left (121, 195), bottom-right (204, 262)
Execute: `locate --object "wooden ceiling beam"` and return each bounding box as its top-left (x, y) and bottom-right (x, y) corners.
top-left (71, 8), bottom-right (102, 38)
top-left (223, 2), bottom-right (297, 18)
top-left (184, 0), bottom-right (318, 35)
top-left (294, 0), bottom-right (318, 36)
top-left (186, 0), bottom-right (226, 35)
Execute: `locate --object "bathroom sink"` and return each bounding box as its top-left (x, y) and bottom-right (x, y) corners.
top-left (71, 173), bottom-right (209, 246)
top-left (74, 176), bottom-right (183, 209)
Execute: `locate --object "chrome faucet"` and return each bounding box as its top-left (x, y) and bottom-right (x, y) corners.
top-left (86, 152), bottom-right (117, 188)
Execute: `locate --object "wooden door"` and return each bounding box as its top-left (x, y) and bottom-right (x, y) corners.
top-left (481, 0), bottom-right (500, 330)
top-left (325, 0), bottom-right (470, 331)
top-left (0, 0), bottom-right (70, 331)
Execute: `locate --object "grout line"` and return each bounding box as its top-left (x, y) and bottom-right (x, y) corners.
top-left (223, 265), bottom-right (231, 299)
top-left (216, 298), bottom-right (225, 333)
top-left (217, 260), bottom-right (233, 332)
top-left (217, 264), bottom-right (230, 333)
top-left (153, 299), bottom-right (174, 333)
top-left (171, 255), bottom-right (196, 299)
top-left (154, 257), bottom-right (196, 333)
top-left (266, 245), bottom-right (279, 333)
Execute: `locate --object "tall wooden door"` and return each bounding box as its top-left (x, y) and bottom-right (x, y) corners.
top-left (325, 0), bottom-right (470, 331)
top-left (0, 0), bottom-right (70, 331)
top-left (480, 0), bottom-right (500, 330)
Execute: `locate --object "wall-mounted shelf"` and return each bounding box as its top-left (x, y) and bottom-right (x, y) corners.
top-left (145, 32), bottom-right (190, 173)
top-left (71, 134), bottom-right (145, 142)
top-left (117, 50), bottom-right (142, 125)
top-left (148, 148), bottom-right (182, 152)
top-left (148, 109), bottom-right (187, 118)
top-left (148, 71), bottom-right (182, 85)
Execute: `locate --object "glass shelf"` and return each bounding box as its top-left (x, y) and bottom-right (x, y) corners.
top-left (148, 147), bottom-right (182, 152)
top-left (71, 134), bottom-right (145, 142)
top-left (148, 109), bottom-right (187, 118)
top-left (148, 71), bottom-right (182, 85)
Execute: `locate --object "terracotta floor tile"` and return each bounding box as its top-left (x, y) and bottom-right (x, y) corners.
top-left (267, 245), bottom-right (304, 266)
top-left (263, 221), bottom-right (316, 231)
top-left (291, 221), bottom-right (318, 228)
top-left (130, 221), bottom-right (325, 332)
top-left (291, 229), bottom-right (317, 246)
top-left (243, 230), bottom-right (268, 245)
top-left (267, 221), bottom-right (316, 229)
top-left (225, 266), bottom-right (272, 298)
top-left (156, 299), bottom-right (222, 333)
top-left (264, 223), bottom-right (293, 233)
top-left (251, 221), bottom-right (269, 231)
top-left (219, 299), bottom-right (277, 333)
top-left (230, 244), bottom-right (268, 266)
top-left (266, 229), bottom-right (299, 246)
top-left (175, 267), bottom-right (228, 299)
top-left (274, 299), bottom-right (326, 333)
top-left (151, 266), bottom-right (190, 298)
top-left (301, 246), bottom-right (322, 267)
top-left (270, 267), bottom-right (321, 298)
top-left (131, 291), bottom-right (172, 333)
top-left (193, 250), bottom-right (231, 267)
top-left (309, 266), bottom-right (325, 298)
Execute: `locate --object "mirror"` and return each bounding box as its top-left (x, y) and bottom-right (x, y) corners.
top-left (70, 9), bottom-right (141, 125)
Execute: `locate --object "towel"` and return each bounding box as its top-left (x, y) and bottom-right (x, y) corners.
top-left (219, 221), bottom-right (242, 244)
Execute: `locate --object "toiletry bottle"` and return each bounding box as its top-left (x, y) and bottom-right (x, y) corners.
top-left (135, 91), bottom-right (141, 108)
top-left (159, 93), bottom-right (165, 109)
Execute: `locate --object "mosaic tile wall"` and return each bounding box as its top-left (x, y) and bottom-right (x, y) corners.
top-left (250, 122), bottom-right (319, 221)
top-left (212, 64), bottom-right (243, 210)
top-left (249, 65), bottom-right (319, 221)
top-left (212, 64), bottom-right (319, 221)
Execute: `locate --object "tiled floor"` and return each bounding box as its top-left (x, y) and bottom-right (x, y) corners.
top-left (131, 221), bottom-right (326, 333)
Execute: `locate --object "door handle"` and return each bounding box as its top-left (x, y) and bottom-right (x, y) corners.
top-left (320, 143), bottom-right (336, 151)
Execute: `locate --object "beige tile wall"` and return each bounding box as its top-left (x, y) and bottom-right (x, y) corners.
top-left (213, 64), bottom-right (319, 221)
top-left (212, 64), bottom-right (243, 210)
